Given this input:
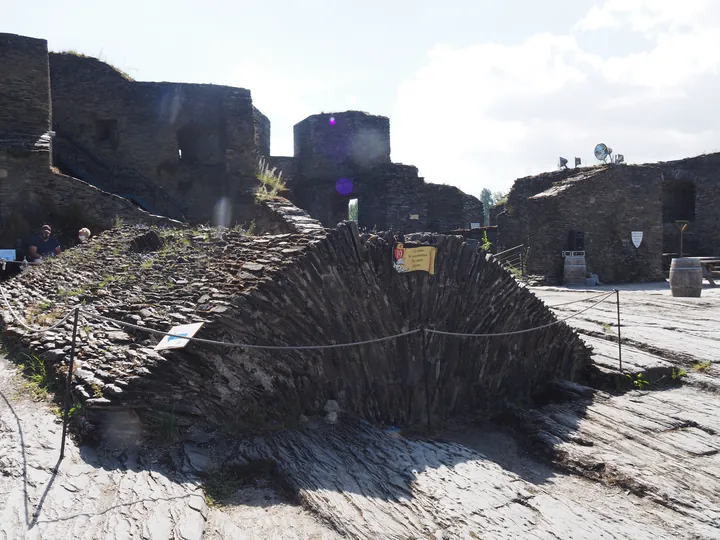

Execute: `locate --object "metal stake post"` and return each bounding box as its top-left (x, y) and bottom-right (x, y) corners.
top-left (420, 325), bottom-right (432, 435)
top-left (615, 290), bottom-right (622, 372)
top-left (60, 308), bottom-right (80, 461)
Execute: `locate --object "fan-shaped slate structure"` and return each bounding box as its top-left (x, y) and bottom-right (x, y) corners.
top-left (0, 200), bottom-right (591, 432)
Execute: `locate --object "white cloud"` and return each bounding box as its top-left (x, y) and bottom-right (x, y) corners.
top-left (391, 0), bottom-right (720, 196)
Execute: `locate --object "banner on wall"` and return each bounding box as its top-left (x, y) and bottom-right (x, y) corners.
top-left (393, 243), bottom-right (437, 275)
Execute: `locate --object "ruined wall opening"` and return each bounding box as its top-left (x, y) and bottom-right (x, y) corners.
top-left (348, 198), bottom-right (358, 223)
top-left (662, 180), bottom-right (696, 222)
top-left (177, 123), bottom-right (225, 165)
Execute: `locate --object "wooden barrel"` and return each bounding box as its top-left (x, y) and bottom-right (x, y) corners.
top-left (669, 257), bottom-right (703, 297)
top-left (563, 255), bottom-right (586, 286)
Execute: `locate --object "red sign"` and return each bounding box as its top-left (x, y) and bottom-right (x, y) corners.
top-left (394, 244), bottom-right (405, 261)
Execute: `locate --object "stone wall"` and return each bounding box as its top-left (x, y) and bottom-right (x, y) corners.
top-left (254, 106), bottom-right (271, 158)
top-left (0, 151), bottom-right (177, 252)
top-left (49, 52), bottom-right (266, 224)
top-left (0, 33), bottom-right (51, 148)
top-left (425, 183), bottom-right (484, 232)
top-left (527, 165), bottom-right (665, 283)
top-left (656, 154), bottom-right (720, 257)
top-left (495, 167), bottom-right (585, 253)
top-left (293, 111), bottom-right (391, 178)
top-left (283, 111), bottom-right (483, 234)
top-left (1, 211), bottom-right (591, 432)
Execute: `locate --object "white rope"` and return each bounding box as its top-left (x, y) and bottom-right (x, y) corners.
top-left (84, 311), bottom-right (421, 350)
top-left (1, 280), bottom-right (614, 345)
top-left (425, 292), bottom-right (615, 338)
top-left (546, 291), bottom-right (616, 308)
top-left (0, 285), bottom-right (78, 334)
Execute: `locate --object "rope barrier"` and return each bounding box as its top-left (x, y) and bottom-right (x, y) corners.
top-left (1, 281), bottom-right (613, 348)
top-left (0, 285), bottom-right (79, 335)
top-left (545, 291), bottom-right (617, 308)
top-left (83, 311), bottom-right (421, 350)
top-left (425, 292), bottom-right (615, 338)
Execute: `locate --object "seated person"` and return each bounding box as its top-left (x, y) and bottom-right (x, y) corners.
top-left (28, 225), bottom-right (61, 262)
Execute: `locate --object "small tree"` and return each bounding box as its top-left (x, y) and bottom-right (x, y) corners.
top-left (480, 188), bottom-right (492, 226)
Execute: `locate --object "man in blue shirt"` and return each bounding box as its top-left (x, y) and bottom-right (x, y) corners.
top-left (28, 225), bottom-right (61, 262)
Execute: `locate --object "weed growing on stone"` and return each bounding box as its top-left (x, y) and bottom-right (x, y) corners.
top-left (602, 322), bottom-right (615, 334)
top-left (57, 287), bottom-right (86, 299)
top-left (671, 368), bottom-right (687, 380)
top-left (17, 353), bottom-right (54, 400)
top-left (692, 361), bottom-right (712, 373)
top-left (626, 372), bottom-right (649, 390)
top-left (481, 231), bottom-right (492, 252)
top-left (255, 157), bottom-right (286, 201)
top-left (113, 215), bottom-right (125, 228)
top-left (90, 383), bottom-right (103, 398)
top-left (509, 266), bottom-right (523, 280)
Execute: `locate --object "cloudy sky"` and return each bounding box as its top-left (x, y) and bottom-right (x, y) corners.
top-left (5, 0), bottom-right (720, 196)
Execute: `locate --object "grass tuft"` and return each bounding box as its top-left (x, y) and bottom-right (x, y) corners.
top-left (254, 157), bottom-right (287, 201)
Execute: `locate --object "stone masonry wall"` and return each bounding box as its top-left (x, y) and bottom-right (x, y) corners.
top-left (1, 207), bottom-right (591, 433)
top-left (656, 154), bottom-right (720, 257)
top-left (49, 52), bottom-right (264, 224)
top-left (293, 111), bottom-right (391, 179)
top-left (527, 165), bottom-right (665, 283)
top-left (286, 110), bottom-right (483, 234)
top-left (425, 183), bottom-right (484, 232)
top-left (0, 33), bottom-right (51, 148)
top-left (254, 106), bottom-right (271, 158)
top-left (495, 166), bottom-right (589, 252)
top-left (0, 151), bottom-right (177, 250)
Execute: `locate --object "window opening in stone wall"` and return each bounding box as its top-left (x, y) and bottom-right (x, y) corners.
top-left (177, 123), bottom-right (225, 165)
top-left (348, 198), bottom-right (359, 223)
top-left (662, 180), bottom-right (696, 222)
top-left (95, 119), bottom-right (118, 146)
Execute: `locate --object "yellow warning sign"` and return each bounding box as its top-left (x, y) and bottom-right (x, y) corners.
top-left (393, 243), bottom-right (437, 275)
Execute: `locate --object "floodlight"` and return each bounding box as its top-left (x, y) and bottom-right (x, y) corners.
top-left (594, 143), bottom-right (609, 162)
top-left (574, 157), bottom-right (581, 167)
top-left (558, 157), bottom-right (568, 169)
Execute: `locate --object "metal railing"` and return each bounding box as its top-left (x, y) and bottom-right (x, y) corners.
top-left (53, 128), bottom-right (187, 221)
top-left (493, 244), bottom-right (526, 277)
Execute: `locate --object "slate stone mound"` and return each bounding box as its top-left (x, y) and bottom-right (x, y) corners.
top-left (130, 230), bottom-right (164, 252)
top-left (0, 201), bottom-right (592, 437)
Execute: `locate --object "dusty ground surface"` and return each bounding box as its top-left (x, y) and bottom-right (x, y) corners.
top-left (0, 356), bottom-right (340, 540)
top-left (1, 280), bottom-right (718, 539)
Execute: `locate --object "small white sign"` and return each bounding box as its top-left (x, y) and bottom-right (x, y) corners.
top-left (631, 231), bottom-right (643, 248)
top-left (0, 169), bottom-right (7, 178)
top-left (0, 249), bottom-right (16, 261)
top-left (470, 223), bottom-right (481, 229)
top-left (409, 214), bottom-right (419, 220)
top-left (155, 322), bottom-right (204, 351)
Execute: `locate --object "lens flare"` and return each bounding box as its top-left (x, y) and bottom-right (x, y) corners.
top-left (336, 177), bottom-right (353, 196)
top-left (329, 116), bottom-right (336, 126)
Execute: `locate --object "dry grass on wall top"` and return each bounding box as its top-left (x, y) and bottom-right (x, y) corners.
top-left (53, 49), bottom-right (134, 81)
top-left (254, 157), bottom-right (287, 201)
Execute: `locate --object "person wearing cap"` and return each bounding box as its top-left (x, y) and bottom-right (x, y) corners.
top-left (28, 225), bottom-right (61, 262)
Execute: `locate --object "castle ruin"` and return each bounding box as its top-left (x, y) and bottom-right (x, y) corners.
top-left (0, 32), bottom-right (483, 249)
